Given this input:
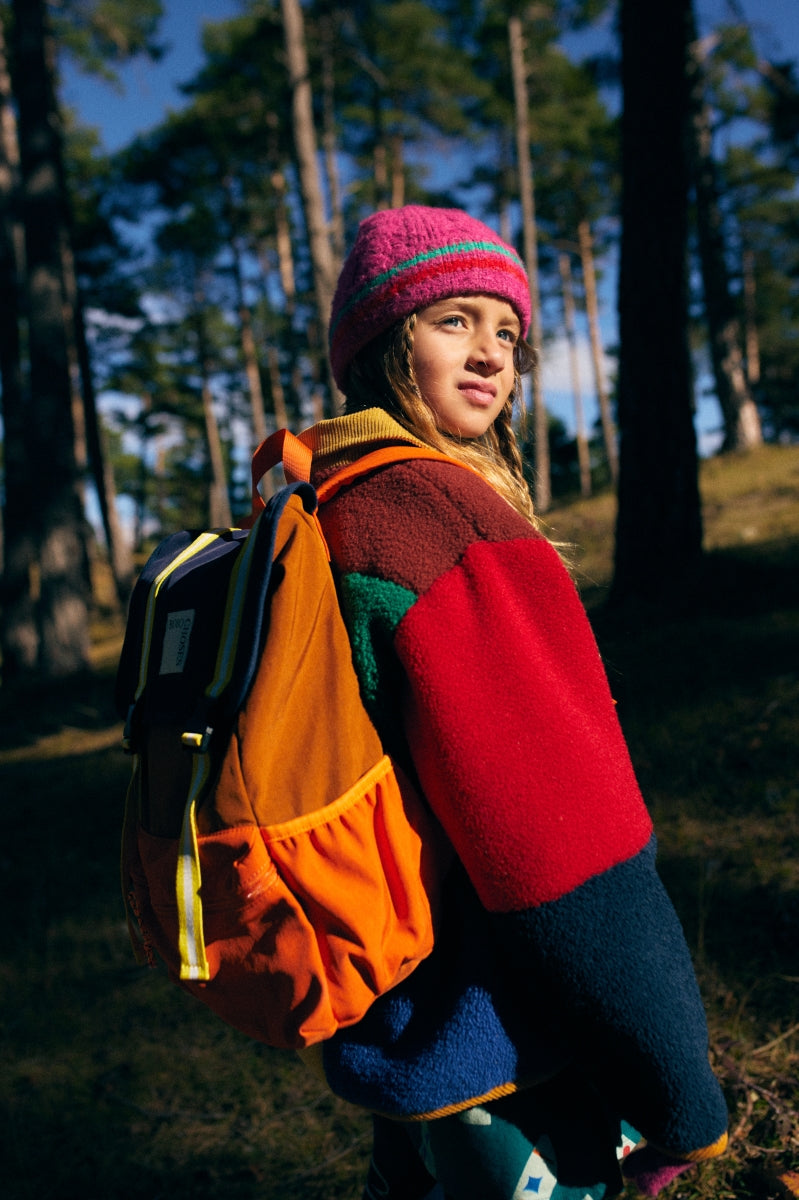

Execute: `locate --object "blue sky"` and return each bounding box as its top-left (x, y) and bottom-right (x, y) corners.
top-left (60, 1), bottom-right (799, 449)
top-left (61, 0), bottom-right (799, 154)
top-left (61, 0), bottom-right (241, 150)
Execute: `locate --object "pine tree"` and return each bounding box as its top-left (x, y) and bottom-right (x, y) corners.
top-left (6, 0), bottom-right (92, 679)
top-left (0, 0), bottom-right (163, 680)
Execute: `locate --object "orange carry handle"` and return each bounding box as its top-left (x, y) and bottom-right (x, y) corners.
top-left (251, 429), bottom-right (314, 514)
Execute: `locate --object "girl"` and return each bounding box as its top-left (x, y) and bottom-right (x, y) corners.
top-left (295, 206), bottom-right (727, 1199)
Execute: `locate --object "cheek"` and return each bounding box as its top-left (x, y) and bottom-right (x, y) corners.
top-left (412, 347), bottom-right (448, 399)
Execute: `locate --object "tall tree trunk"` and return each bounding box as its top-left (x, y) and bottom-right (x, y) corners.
top-left (687, 13), bottom-right (763, 453)
top-left (741, 247), bottom-right (761, 387)
top-left (201, 371), bottom-right (232, 529)
top-left (59, 230), bottom-right (89, 496)
top-left (237, 291), bottom-right (269, 449)
top-left (558, 251), bottom-right (591, 498)
top-left (319, 17), bottom-right (345, 263)
top-left (59, 228), bottom-right (134, 611)
top-left (508, 15), bottom-right (550, 513)
top-left (0, 16), bottom-right (38, 669)
top-left (265, 344), bottom-right (290, 429)
top-left (268, 169), bottom-right (297, 318)
top-left (577, 218), bottom-right (618, 484)
top-left (280, 0), bottom-right (342, 413)
top-left (10, 0), bottom-right (91, 679)
top-left (372, 87), bottom-right (390, 211)
top-left (133, 394), bottom-right (153, 553)
top-left (74, 296), bottom-right (134, 609)
top-left (613, 0), bottom-right (702, 605)
top-left (223, 179), bottom-right (268, 449)
top-left (390, 135), bottom-right (405, 209)
top-left (193, 292), bottom-right (232, 529)
top-left (256, 233), bottom-right (292, 432)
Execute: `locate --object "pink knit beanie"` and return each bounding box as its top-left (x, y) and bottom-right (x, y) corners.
top-left (329, 205), bottom-right (531, 390)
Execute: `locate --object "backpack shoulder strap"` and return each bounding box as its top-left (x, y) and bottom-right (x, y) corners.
top-left (315, 445), bottom-right (479, 504)
top-left (250, 428), bottom-right (479, 516)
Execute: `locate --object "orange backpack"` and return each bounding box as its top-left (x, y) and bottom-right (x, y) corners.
top-left (117, 430), bottom-right (455, 1049)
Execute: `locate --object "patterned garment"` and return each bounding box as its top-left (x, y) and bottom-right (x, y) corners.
top-left (297, 409), bottom-right (728, 1164)
top-left (365, 1078), bottom-right (640, 1200)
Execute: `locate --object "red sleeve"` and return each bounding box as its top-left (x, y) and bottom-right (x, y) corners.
top-left (394, 535), bottom-right (653, 913)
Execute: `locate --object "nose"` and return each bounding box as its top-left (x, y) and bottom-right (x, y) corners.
top-left (467, 334), bottom-right (505, 375)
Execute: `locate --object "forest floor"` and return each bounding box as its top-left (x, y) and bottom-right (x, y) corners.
top-left (1, 444), bottom-right (798, 1200)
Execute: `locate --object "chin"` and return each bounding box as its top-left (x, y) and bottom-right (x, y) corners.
top-left (447, 419), bottom-right (494, 440)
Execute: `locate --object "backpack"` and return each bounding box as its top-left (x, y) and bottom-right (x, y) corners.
top-left (117, 429), bottom-right (457, 1050)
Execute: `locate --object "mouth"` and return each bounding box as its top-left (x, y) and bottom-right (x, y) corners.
top-left (457, 381), bottom-right (497, 404)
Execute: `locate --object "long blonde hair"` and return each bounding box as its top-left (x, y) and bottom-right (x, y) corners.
top-left (343, 313), bottom-right (539, 526)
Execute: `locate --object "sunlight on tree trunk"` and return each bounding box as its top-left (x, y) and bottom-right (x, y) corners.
top-left (374, 137), bottom-right (389, 209)
top-left (60, 233), bottom-right (90, 506)
top-left (268, 170), bottom-right (297, 318)
top-left (230, 236), bottom-right (268, 449)
top-left (72, 294), bottom-right (134, 609)
top-left (741, 248), bottom-right (761, 388)
top-left (193, 294), bottom-right (232, 529)
top-left (578, 219), bottom-right (618, 485)
top-left (390, 136), bottom-right (405, 209)
top-left (202, 373), bottom-right (233, 529)
top-left (688, 14), bottom-right (763, 454)
top-left (222, 176), bottom-right (269, 449)
top-left (280, 0), bottom-right (342, 413)
top-left (266, 345), bottom-right (290, 428)
top-left (253, 252), bottom-right (291, 441)
top-left (508, 14), bottom-right (550, 513)
top-left (558, 251), bottom-right (591, 498)
top-left (239, 299), bottom-right (268, 448)
top-left (319, 19), bottom-right (345, 264)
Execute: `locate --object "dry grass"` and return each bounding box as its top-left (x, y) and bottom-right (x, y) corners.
top-left (1, 443), bottom-right (798, 1199)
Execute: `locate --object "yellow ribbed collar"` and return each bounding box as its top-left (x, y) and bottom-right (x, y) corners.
top-left (297, 408), bottom-right (427, 472)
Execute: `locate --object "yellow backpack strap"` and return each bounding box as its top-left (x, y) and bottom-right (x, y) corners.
top-left (123, 530), bottom-right (231, 975)
top-left (176, 754), bottom-right (214, 980)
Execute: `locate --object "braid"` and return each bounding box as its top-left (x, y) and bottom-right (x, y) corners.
top-left (490, 393), bottom-right (538, 526)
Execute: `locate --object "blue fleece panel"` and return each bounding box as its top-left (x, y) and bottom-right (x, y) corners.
top-left (322, 870), bottom-right (573, 1118)
top-left (494, 837), bottom-right (728, 1156)
top-left (316, 873), bottom-right (573, 1113)
top-left (323, 842), bottom-right (727, 1154)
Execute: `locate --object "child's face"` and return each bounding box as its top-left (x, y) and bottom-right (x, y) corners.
top-left (411, 295), bottom-right (520, 438)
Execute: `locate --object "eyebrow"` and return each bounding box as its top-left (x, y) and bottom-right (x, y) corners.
top-left (429, 297), bottom-right (521, 330)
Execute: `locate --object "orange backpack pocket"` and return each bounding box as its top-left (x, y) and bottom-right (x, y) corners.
top-left (125, 755), bottom-right (438, 1048)
top-left (264, 755), bottom-right (438, 1035)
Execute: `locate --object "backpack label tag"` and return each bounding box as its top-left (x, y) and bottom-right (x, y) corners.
top-left (159, 609), bottom-right (195, 675)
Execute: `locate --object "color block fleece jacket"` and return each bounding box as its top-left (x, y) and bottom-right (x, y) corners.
top-left (299, 408), bottom-right (728, 1164)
